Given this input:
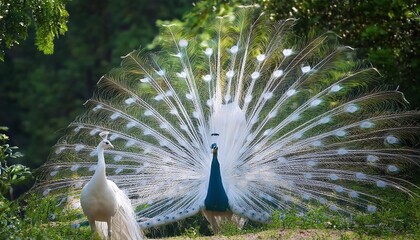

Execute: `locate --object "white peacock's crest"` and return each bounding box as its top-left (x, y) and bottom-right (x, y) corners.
top-left (36, 6), bottom-right (419, 229)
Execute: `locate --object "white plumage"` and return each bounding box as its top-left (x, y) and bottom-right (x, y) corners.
top-left (80, 131), bottom-right (143, 239)
top-left (36, 6), bottom-right (419, 235)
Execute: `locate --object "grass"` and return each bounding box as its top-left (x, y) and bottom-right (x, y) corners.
top-left (0, 190), bottom-right (419, 239)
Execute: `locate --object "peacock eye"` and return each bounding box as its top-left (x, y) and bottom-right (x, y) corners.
top-left (105, 142), bottom-right (109, 145)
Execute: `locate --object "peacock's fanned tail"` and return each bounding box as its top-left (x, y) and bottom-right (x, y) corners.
top-left (36, 6), bottom-right (420, 227)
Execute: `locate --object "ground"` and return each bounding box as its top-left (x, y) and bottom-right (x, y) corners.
top-left (150, 229), bottom-right (419, 240)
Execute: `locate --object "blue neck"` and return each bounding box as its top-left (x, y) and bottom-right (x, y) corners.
top-left (204, 151), bottom-right (230, 211)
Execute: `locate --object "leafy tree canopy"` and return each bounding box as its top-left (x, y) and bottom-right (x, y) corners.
top-left (0, 0), bottom-right (69, 61)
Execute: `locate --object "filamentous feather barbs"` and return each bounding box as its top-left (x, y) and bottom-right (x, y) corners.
top-left (36, 6), bottom-right (419, 235)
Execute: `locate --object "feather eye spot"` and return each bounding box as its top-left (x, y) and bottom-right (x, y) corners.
top-left (286, 89), bottom-right (296, 97)
top-left (154, 94), bottom-right (164, 101)
top-left (204, 48), bottom-right (213, 56)
top-left (330, 85), bottom-right (343, 92)
top-left (345, 104), bottom-right (359, 113)
top-left (43, 188), bottom-right (51, 196)
top-left (202, 74), bottom-right (212, 82)
top-left (335, 186), bottom-right (344, 193)
top-left (55, 147), bottom-right (65, 154)
top-left (385, 135), bottom-right (398, 144)
top-left (290, 113), bottom-right (300, 121)
top-left (186, 93), bottom-right (194, 100)
top-left (307, 160), bottom-right (317, 167)
top-left (312, 140), bottom-right (323, 147)
top-left (335, 130), bottom-right (347, 137)
top-left (356, 172), bottom-right (366, 180)
top-left (89, 150), bottom-right (97, 157)
top-left (230, 45), bottom-right (239, 54)
top-left (92, 104), bottom-right (103, 112)
top-left (302, 193), bottom-right (311, 200)
top-left (70, 164), bottom-right (80, 172)
top-left (387, 165), bottom-right (399, 172)
top-left (294, 132), bottom-right (303, 139)
top-left (89, 165), bottom-right (97, 171)
top-left (110, 112), bottom-right (121, 120)
top-left (244, 94), bottom-right (253, 103)
top-left (264, 92), bottom-right (273, 100)
top-left (349, 191), bottom-right (359, 198)
top-left (89, 128), bottom-right (100, 136)
top-left (301, 65), bottom-right (311, 73)
top-left (319, 116), bottom-right (331, 124)
top-left (125, 97), bottom-right (136, 105)
top-left (272, 70), bottom-right (283, 78)
top-left (283, 48), bottom-right (293, 57)
top-left (257, 54), bottom-right (266, 62)
top-left (337, 148), bottom-right (348, 155)
top-left (140, 77), bottom-right (150, 83)
top-left (170, 108), bottom-right (179, 115)
top-left (177, 71), bottom-right (187, 78)
top-left (144, 110), bottom-right (153, 116)
top-left (126, 121), bottom-right (137, 129)
top-left (179, 39), bottom-right (188, 47)
top-left (268, 110), bottom-right (278, 119)
top-left (329, 174), bottom-right (339, 181)
top-left (251, 71), bottom-right (260, 79)
top-left (125, 140), bottom-right (135, 147)
top-left (366, 155), bottom-right (378, 162)
top-left (114, 155), bottom-right (122, 161)
top-left (310, 99), bottom-right (322, 107)
top-left (367, 205), bottom-right (377, 213)
top-left (263, 128), bottom-right (272, 136)
top-left (360, 121), bottom-right (374, 129)
top-left (226, 70), bottom-right (235, 78)
top-left (376, 180), bottom-right (386, 188)
top-left (329, 204), bottom-right (338, 211)
top-left (75, 144), bottom-right (84, 152)
top-left (157, 70), bottom-right (165, 76)
top-left (74, 125), bottom-right (83, 132)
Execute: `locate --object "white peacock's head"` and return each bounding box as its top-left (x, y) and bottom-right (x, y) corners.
top-left (99, 131), bottom-right (114, 149)
top-left (101, 139), bottom-right (114, 149)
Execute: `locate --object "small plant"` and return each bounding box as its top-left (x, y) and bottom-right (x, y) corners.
top-left (0, 193), bottom-right (91, 239)
top-left (218, 220), bottom-right (244, 236)
top-left (0, 127), bottom-right (34, 200)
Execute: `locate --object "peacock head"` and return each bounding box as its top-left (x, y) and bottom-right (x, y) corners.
top-left (99, 131), bottom-right (114, 149)
top-left (210, 133), bottom-right (219, 154)
top-left (210, 143), bottom-right (218, 154)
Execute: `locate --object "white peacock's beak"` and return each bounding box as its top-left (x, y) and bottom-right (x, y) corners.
top-left (109, 143), bottom-right (114, 149)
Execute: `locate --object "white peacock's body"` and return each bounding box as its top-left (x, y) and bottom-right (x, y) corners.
top-left (36, 6), bottom-right (419, 230)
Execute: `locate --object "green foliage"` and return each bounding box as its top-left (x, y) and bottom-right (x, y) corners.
top-left (0, 127), bottom-right (33, 200)
top-left (0, 194), bottom-right (91, 239)
top-left (0, 0), bottom-right (69, 61)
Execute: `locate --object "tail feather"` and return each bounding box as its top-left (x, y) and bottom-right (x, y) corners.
top-left (96, 181), bottom-right (144, 239)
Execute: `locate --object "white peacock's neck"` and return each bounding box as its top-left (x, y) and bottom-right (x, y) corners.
top-left (92, 144), bottom-right (107, 183)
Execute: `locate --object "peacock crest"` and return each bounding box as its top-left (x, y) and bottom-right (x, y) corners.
top-left (36, 6), bottom-right (420, 230)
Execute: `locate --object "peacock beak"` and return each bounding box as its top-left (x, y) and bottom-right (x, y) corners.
top-left (109, 143), bottom-right (114, 149)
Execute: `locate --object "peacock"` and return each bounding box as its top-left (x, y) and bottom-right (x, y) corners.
top-left (80, 131), bottom-right (143, 239)
top-left (35, 5), bottom-right (419, 235)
